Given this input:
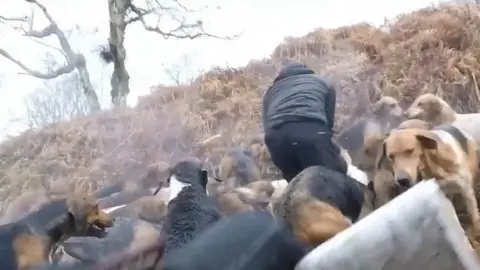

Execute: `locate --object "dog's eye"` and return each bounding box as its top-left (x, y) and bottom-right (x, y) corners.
top-left (388, 154), bottom-right (394, 160)
top-left (404, 149), bottom-right (414, 155)
top-left (417, 102), bottom-right (423, 107)
top-left (90, 205), bottom-right (99, 214)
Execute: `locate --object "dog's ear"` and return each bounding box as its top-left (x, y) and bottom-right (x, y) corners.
top-left (213, 177), bottom-right (223, 182)
top-left (152, 181), bottom-right (164, 196)
top-left (67, 212), bottom-right (76, 228)
top-left (414, 130), bottom-right (438, 150)
top-left (372, 99), bottom-right (386, 117)
top-left (200, 169), bottom-right (209, 187)
top-left (415, 130), bottom-right (457, 175)
top-left (67, 198), bottom-right (88, 231)
top-left (367, 181), bottom-right (374, 193)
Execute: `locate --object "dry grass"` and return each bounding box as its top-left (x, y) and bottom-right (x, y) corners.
top-left (1, 3), bottom-right (480, 256)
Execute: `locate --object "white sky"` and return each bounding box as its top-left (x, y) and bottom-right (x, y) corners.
top-left (0, 0), bottom-right (442, 139)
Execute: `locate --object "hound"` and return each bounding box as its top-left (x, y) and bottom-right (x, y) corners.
top-left (218, 148), bottom-right (262, 188)
top-left (272, 165), bottom-right (366, 249)
top-left (105, 195), bottom-right (168, 224)
top-left (0, 190), bottom-right (50, 225)
top-left (94, 161), bottom-right (169, 206)
top-left (336, 96), bottom-right (404, 163)
top-left (404, 93), bottom-right (480, 147)
top-left (56, 217), bottom-right (162, 266)
top-left (355, 118), bottom-right (433, 209)
top-left (379, 125), bottom-right (480, 235)
top-left (161, 158), bottom-right (223, 258)
top-left (212, 180), bottom-right (274, 216)
top-left (0, 194), bottom-right (114, 269)
top-left (55, 182), bottom-right (169, 267)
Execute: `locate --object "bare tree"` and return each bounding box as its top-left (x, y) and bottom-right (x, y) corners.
top-left (100, 0), bottom-right (239, 107)
top-left (163, 54), bottom-right (196, 85)
top-left (0, 0), bottom-right (101, 111)
top-left (24, 72), bottom-right (93, 130)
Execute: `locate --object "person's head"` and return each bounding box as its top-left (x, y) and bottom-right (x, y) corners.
top-left (274, 61), bottom-right (315, 83)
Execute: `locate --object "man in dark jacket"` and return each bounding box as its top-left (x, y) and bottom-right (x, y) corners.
top-left (262, 61), bottom-right (347, 182)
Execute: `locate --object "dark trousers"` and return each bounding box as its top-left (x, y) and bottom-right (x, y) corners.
top-left (264, 121), bottom-right (348, 182)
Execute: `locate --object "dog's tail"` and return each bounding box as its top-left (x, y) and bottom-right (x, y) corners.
top-left (292, 199), bottom-right (351, 247)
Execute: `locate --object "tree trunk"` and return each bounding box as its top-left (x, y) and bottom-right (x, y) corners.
top-left (108, 0), bottom-right (130, 108)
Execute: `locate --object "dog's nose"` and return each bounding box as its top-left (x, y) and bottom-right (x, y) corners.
top-left (396, 178), bottom-right (411, 188)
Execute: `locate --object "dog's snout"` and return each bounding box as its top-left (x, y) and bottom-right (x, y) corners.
top-left (396, 178), bottom-right (410, 188)
top-left (396, 170), bottom-right (412, 188)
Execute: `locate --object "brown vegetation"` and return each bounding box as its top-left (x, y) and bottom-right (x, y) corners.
top-left (1, 3), bottom-right (480, 254)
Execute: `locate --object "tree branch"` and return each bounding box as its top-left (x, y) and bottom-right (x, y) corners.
top-left (129, 3), bottom-right (240, 40)
top-left (0, 15), bottom-right (28, 23)
top-left (0, 48), bottom-right (74, 79)
top-left (0, 0), bottom-right (102, 111)
top-left (125, 8), bottom-right (154, 25)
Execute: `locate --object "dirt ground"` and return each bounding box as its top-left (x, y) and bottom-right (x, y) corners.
top-left (1, 3), bottom-right (480, 255)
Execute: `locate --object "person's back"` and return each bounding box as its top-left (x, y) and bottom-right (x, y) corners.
top-left (262, 63), bottom-right (334, 132)
top-left (262, 62), bottom-right (347, 181)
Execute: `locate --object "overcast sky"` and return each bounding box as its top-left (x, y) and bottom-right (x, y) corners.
top-left (0, 0), bottom-right (440, 139)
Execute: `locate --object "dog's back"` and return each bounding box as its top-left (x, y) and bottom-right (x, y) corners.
top-left (219, 148), bottom-right (261, 188)
top-left (163, 210), bottom-right (307, 270)
top-left (337, 118), bottom-right (394, 167)
top-left (336, 120), bottom-right (367, 156)
top-left (0, 223), bottom-right (21, 269)
top-left (163, 186), bottom-right (222, 255)
top-left (0, 219), bottom-right (57, 270)
top-left (452, 113), bottom-right (480, 147)
top-left (273, 166), bottom-right (365, 228)
top-left (272, 166), bottom-right (366, 247)
top-left (1, 199), bottom-right (74, 269)
top-left (431, 124), bottom-right (477, 175)
top-left (60, 217), bottom-right (161, 264)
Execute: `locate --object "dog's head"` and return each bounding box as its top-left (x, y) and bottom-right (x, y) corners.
top-left (372, 96), bottom-right (403, 119)
top-left (356, 122), bottom-right (389, 171)
top-left (66, 195), bottom-right (114, 238)
top-left (167, 158), bottom-right (210, 188)
top-left (378, 128), bottom-right (454, 190)
top-left (166, 158), bottom-right (222, 202)
top-left (404, 94), bottom-right (448, 122)
top-left (219, 148), bottom-right (261, 188)
top-left (245, 180), bottom-right (275, 198)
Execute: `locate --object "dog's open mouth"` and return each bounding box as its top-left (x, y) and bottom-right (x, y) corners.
top-left (86, 219), bottom-right (112, 238)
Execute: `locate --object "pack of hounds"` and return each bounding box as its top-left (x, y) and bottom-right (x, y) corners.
top-left (2, 93), bottom-right (480, 270)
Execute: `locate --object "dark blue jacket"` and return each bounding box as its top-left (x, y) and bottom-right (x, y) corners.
top-left (262, 62), bottom-right (336, 133)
